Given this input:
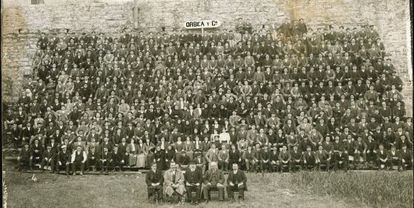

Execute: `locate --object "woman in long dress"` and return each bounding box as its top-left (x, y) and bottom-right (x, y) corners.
top-left (126, 139), bottom-right (137, 167)
top-left (136, 139), bottom-right (148, 168)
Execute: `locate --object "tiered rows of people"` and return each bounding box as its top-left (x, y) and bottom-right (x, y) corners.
top-left (4, 21), bottom-right (413, 175)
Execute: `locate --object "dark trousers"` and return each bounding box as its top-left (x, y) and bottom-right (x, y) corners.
top-left (227, 184), bottom-right (245, 200)
top-left (72, 161), bottom-right (85, 173)
top-left (147, 185), bottom-right (163, 202)
top-left (389, 158), bottom-right (401, 170)
top-left (112, 160), bottom-right (124, 171)
top-left (377, 159), bottom-right (388, 170)
top-left (57, 161), bottom-right (70, 174)
top-left (99, 160), bottom-right (111, 172)
top-left (186, 185), bottom-right (201, 202)
top-left (41, 159), bottom-right (55, 171)
top-left (279, 161), bottom-right (291, 172)
top-left (401, 159), bottom-right (413, 170)
top-left (334, 160), bottom-right (348, 171)
top-left (218, 161), bottom-right (228, 171)
top-left (202, 184), bottom-right (224, 201)
top-left (87, 159), bottom-right (97, 171)
top-left (18, 158), bottom-right (31, 171)
top-left (304, 161), bottom-right (316, 170)
top-left (291, 160), bottom-right (302, 172)
top-left (260, 161), bottom-right (270, 172)
top-left (317, 160), bottom-right (330, 171)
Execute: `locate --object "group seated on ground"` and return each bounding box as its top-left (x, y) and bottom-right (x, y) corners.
top-left (3, 19), bottom-right (413, 175)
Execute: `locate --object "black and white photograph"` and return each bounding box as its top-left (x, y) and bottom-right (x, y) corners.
top-left (1, 0), bottom-right (413, 207)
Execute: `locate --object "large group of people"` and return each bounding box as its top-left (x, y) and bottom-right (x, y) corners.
top-left (3, 19), bottom-right (413, 179)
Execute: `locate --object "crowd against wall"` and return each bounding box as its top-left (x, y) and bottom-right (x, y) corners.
top-left (3, 19), bottom-right (413, 176)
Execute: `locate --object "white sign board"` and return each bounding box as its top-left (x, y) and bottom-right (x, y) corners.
top-left (184, 20), bottom-right (221, 29)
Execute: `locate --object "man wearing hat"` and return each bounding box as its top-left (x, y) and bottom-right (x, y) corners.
top-left (41, 146), bottom-right (56, 172)
top-left (184, 161), bottom-right (203, 204)
top-left (57, 145), bottom-right (71, 175)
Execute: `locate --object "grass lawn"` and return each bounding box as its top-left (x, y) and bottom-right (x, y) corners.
top-left (2, 169), bottom-right (412, 208)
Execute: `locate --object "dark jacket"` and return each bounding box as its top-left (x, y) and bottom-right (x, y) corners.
top-left (146, 170), bottom-right (164, 186)
top-left (227, 170), bottom-right (247, 191)
top-left (184, 168), bottom-right (203, 185)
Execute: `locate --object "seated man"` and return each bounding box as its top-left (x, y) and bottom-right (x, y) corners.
top-left (111, 145), bottom-right (125, 171)
top-left (71, 146), bottom-right (87, 175)
top-left (31, 139), bottom-right (43, 169)
top-left (388, 145), bottom-right (400, 170)
top-left (290, 145), bottom-right (303, 172)
top-left (87, 146), bottom-right (98, 171)
top-left (399, 144), bottom-right (413, 170)
top-left (184, 162), bottom-right (202, 204)
top-left (259, 145), bottom-right (271, 173)
top-left (17, 143), bottom-right (31, 171)
top-left (278, 145), bottom-right (291, 172)
top-left (57, 145), bottom-right (71, 175)
top-left (243, 146), bottom-right (257, 172)
top-left (202, 161), bottom-right (225, 202)
top-left (41, 146), bottom-right (56, 172)
top-left (303, 146), bottom-right (316, 171)
top-left (99, 147), bottom-right (112, 174)
top-left (377, 144), bottom-right (388, 170)
top-left (315, 145), bottom-right (331, 171)
top-left (163, 161), bottom-right (186, 204)
top-left (146, 163), bottom-right (164, 203)
top-left (270, 147), bottom-right (279, 172)
top-left (227, 163), bottom-right (247, 202)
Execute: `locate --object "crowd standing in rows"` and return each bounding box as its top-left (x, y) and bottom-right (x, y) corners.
top-left (3, 20), bottom-right (413, 177)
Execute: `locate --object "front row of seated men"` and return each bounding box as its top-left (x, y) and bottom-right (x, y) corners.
top-left (17, 142), bottom-right (126, 175)
top-left (146, 161), bottom-right (247, 204)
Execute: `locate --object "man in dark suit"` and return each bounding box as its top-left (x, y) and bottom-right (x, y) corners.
top-left (399, 145), bottom-right (413, 170)
top-left (111, 145), bottom-right (125, 171)
top-left (57, 145), bottom-right (71, 175)
top-left (41, 146), bottom-right (56, 172)
top-left (303, 146), bottom-right (316, 171)
top-left (184, 162), bottom-right (203, 204)
top-left (146, 163), bottom-right (164, 203)
top-left (227, 163), bottom-right (247, 202)
top-left (99, 147), bottom-right (112, 174)
top-left (17, 143), bottom-right (31, 171)
top-left (377, 144), bottom-right (388, 170)
top-left (259, 145), bottom-right (271, 173)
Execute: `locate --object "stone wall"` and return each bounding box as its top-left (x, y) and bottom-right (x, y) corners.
top-left (1, 0), bottom-right (412, 109)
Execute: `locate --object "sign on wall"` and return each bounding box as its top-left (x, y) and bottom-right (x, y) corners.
top-left (184, 20), bottom-right (221, 29)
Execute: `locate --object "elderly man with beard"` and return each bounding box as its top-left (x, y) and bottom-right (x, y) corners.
top-left (202, 161), bottom-right (225, 202)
